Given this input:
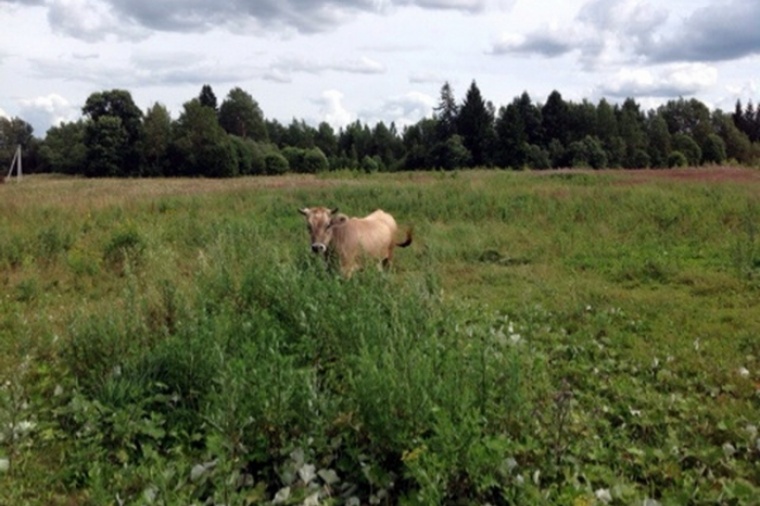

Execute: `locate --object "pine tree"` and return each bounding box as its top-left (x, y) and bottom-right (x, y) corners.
top-left (457, 80), bottom-right (494, 167)
top-left (434, 82), bottom-right (459, 142)
top-left (541, 90), bottom-right (570, 147)
top-left (199, 85), bottom-right (218, 111)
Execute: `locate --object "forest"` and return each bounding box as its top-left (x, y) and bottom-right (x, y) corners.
top-left (2, 80), bottom-right (760, 177)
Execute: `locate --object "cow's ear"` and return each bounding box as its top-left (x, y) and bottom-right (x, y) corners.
top-left (330, 207), bottom-right (339, 215)
top-left (331, 214), bottom-right (348, 226)
top-left (298, 208), bottom-right (309, 216)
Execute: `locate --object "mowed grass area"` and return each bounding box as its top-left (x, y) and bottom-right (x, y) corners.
top-left (1, 169), bottom-right (759, 505)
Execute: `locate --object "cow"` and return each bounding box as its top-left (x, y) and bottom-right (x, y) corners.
top-left (298, 206), bottom-right (412, 277)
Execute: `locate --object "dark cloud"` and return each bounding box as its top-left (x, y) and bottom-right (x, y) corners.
top-left (35, 0), bottom-right (492, 41)
top-left (28, 53), bottom-right (254, 89)
top-left (643, 0), bottom-right (760, 63)
top-left (26, 48), bottom-right (384, 93)
top-left (578, 0), bottom-right (667, 36)
top-left (489, 32), bottom-right (575, 58)
top-left (47, 0), bottom-right (148, 42)
top-left (398, 0), bottom-right (488, 13)
top-left (1, 0), bottom-right (46, 5)
top-left (270, 55), bottom-right (385, 76)
top-left (106, 0), bottom-right (366, 34)
top-left (490, 0), bottom-right (760, 68)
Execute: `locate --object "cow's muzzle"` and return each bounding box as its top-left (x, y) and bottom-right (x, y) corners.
top-left (311, 243), bottom-right (327, 254)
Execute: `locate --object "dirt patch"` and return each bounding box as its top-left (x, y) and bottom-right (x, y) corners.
top-left (617, 166), bottom-right (760, 184)
top-left (543, 166), bottom-right (760, 185)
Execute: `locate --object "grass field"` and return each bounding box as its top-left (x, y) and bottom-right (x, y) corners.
top-left (1, 168), bottom-right (759, 505)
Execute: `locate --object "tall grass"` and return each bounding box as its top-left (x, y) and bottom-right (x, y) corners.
top-left (1, 170), bottom-right (759, 504)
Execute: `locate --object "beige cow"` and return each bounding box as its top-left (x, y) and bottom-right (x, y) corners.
top-left (298, 206), bottom-right (412, 277)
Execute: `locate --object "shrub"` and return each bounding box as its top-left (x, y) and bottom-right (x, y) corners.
top-left (668, 150), bottom-right (688, 167)
top-left (264, 151), bottom-right (289, 175)
top-left (672, 133), bottom-right (702, 166)
top-left (360, 154), bottom-right (380, 173)
top-left (303, 147), bottom-right (329, 173)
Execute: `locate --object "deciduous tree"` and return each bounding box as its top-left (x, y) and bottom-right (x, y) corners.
top-left (38, 121), bottom-right (86, 174)
top-left (141, 102), bottom-right (172, 176)
top-left (169, 99), bottom-right (237, 177)
top-left (82, 89), bottom-right (144, 175)
top-left (218, 87), bottom-right (268, 142)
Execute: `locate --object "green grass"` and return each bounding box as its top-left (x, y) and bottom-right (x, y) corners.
top-left (1, 170), bottom-right (759, 505)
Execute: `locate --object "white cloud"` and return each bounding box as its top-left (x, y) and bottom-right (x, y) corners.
top-left (318, 90), bottom-right (354, 129)
top-left (2, 0), bottom-right (760, 138)
top-left (409, 71), bottom-right (444, 84)
top-left (271, 55), bottom-right (386, 76)
top-left (18, 93), bottom-right (79, 135)
top-left (369, 91), bottom-right (436, 128)
top-left (599, 63), bottom-right (718, 98)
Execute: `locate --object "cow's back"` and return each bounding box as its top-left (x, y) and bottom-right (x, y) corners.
top-left (365, 209), bottom-right (398, 235)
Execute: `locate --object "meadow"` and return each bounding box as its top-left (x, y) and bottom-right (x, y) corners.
top-left (0, 168), bottom-right (759, 505)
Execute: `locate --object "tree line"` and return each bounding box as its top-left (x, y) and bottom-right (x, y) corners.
top-left (2, 81), bottom-right (760, 177)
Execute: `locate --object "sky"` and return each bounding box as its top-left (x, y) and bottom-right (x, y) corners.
top-left (2, 0), bottom-right (760, 138)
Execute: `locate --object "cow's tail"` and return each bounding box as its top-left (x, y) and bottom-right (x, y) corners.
top-left (397, 228), bottom-right (413, 248)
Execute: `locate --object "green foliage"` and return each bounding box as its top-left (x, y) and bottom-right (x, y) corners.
top-left (457, 80), bottom-right (494, 166)
top-left (568, 135), bottom-right (608, 169)
top-left (141, 102), bottom-right (172, 176)
top-left (82, 89), bottom-right (144, 176)
top-left (302, 147), bottom-right (329, 173)
top-left (264, 150), bottom-right (289, 175)
top-left (429, 134), bottom-right (472, 170)
top-left (169, 99), bottom-right (238, 177)
top-left (103, 226), bottom-right (146, 272)
top-left (360, 154), bottom-right (380, 173)
top-left (0, 117), bottom-right (35, 173)
top-left (198, 84), bottom-right (218, 111)
top-left (38, 121), bottom-right (87, 174)
top-left (218, 87), bottom-right (268, 142)
top-left (672, 133), bottom-right (702, 166)
top-left (668, 150), bottom-right (688, 167)
top-left (84, 116), bottom-right (130, 177)
top-left (21, 82), bottom-right (760, 176)
top-left (702, 133), bottom-right (727, 164)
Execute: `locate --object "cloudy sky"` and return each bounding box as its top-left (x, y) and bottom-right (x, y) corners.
top-left (2, 0), bottom-right (759, 138)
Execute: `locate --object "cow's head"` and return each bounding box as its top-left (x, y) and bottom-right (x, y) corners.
top-left (299, 206), bottom-right (339, 254)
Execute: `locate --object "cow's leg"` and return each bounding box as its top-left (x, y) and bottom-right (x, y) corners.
top-left (340, 252), bottom-right (358, 278)
top-left (381, 245), bottom-right (395, 270)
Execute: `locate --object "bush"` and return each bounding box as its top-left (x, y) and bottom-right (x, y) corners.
top-left (303, 147), bottom-right (329, 173)
top-left (668, 150), bottom-right (688, 167)
top-left (672, 133), bottom-right (702, 166)
top-left (229, 135), bottom-right (253, 175)
top-left (702, 133), bottom-right (727, 164)
top-left (360, 154), bottom-right (380, 173)
top-left (264, 151), bottom-right (289, 175)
